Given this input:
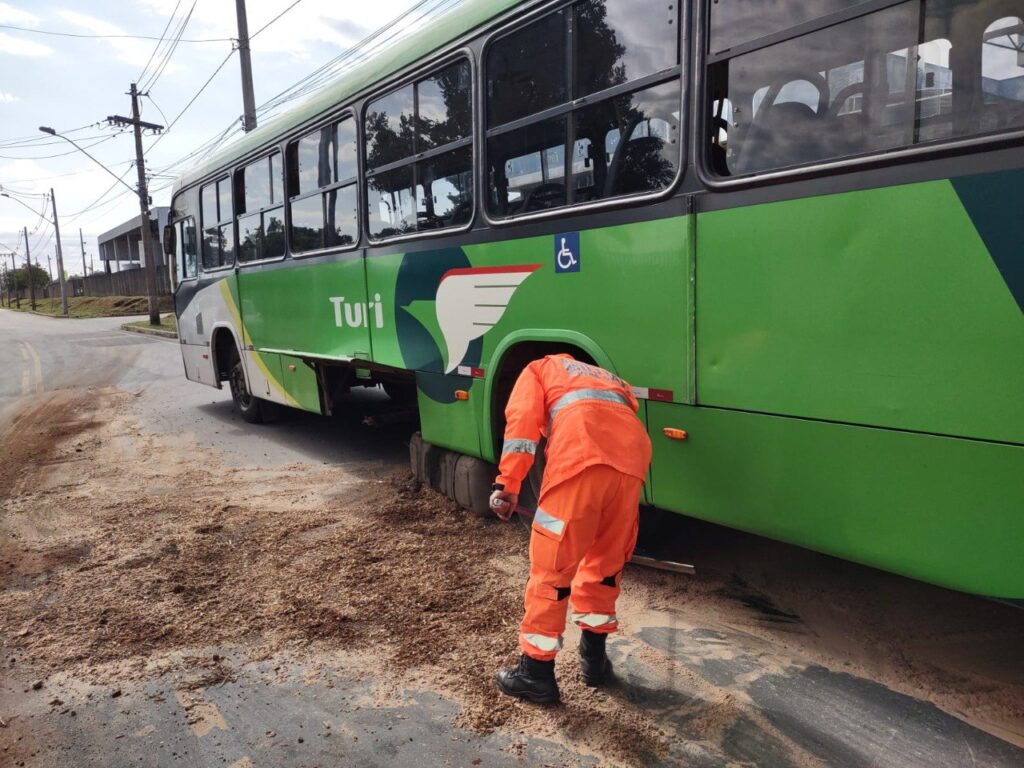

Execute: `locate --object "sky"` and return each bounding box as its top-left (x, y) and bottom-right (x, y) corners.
top-left (0, 0), bottom-right (432, 276)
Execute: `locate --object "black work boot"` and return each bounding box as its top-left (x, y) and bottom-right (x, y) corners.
top-left (495, 654), bottom-right (560, 704)
top-left (578, 630), bottom-right (613, 687)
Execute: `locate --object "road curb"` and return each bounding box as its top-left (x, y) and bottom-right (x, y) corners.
top-left (121, 323), bottom-right (178, 339)
top-left (1, 308), bottom-right (73, 318)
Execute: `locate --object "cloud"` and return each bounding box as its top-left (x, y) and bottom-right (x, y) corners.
top-left (0, 31), bottom-right (53, 57)
top-left (0, 91), bottom-right (17, 103)
top-left (0, 2), bottom-right (40, 26)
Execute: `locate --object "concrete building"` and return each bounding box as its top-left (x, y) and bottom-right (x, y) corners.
top-left (97, 207), bottom-right (170, 273)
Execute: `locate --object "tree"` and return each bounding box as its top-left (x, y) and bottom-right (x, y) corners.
top-left (2, 262), bottom-right (50, 292)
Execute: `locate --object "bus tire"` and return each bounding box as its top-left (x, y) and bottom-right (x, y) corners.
top-left (227, 353), bottom-right (279, 424)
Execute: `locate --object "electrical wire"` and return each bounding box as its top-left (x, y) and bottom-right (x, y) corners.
top-left (0, 134), bottom-right (127, 161)
top-left (0, 134), bottom-right (111, 149)
top-left (141, 0), bottom-right (198, 93)
top-left (0, 123), bottom-right (101, 148)
top-left (137, 0), bottom-right (183, 85)
top-left (0, 23), bottom-right (230, 43)
top-left (65, 165), bottom-right (136, 221)
top-left (251, 0), bottom-right (306, 39)
top-left (147, 0), bottom-right (459, 184)
top-left (145, 49), bottom-right (238, 157)
top-left (0, 163), bottom-right (134, 185)
top-left (144, 94), bottom-right (171, 128)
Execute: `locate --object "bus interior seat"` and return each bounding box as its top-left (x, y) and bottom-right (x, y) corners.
top-left (735, 101), bottom-right (822, 172)
top-left (604, 136), bottom-right (668, 197)
top-left (522, 182), bottom-right (566, 211)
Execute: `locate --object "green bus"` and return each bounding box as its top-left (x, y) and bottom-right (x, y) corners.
top-left (167, 0), bottom-right (1024, 600)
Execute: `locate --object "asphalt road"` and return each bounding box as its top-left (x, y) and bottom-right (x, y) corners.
top-left (2, 309), bottom-right (1024, 768)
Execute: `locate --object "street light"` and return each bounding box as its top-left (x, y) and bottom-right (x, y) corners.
top-left (0, 188), bottom-right (68, 316)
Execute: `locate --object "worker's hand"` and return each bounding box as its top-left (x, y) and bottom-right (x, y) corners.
top-left (489, 489), bottom-right (518, 521)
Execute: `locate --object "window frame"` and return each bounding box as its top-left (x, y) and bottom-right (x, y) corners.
top-left (175, 215), bottom-right (199, 282)
top-left (199, 174), bottom-right (235, 273)
top-left (235, 149), bottom-right (288, 266)
top-left (696, 0), bottom-right (1024, 190)
top-left (170, 189), bottom-right (199, 283)
top-left (480, 0), bottom-right (687, 227)
top-left (361, 49), bottom-right (477, 245)
top-left (286, 111), bottom-right (362, 260)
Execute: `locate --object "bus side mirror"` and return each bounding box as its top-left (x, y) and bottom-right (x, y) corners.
top-left (163, 224), bottom-right (176, 258)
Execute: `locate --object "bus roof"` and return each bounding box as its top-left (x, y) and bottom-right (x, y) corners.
top-left (176, 0), bottom-right (526, 192)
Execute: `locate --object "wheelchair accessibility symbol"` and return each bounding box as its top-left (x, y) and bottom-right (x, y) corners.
top-left (554, 232), bottom-right (580, 273)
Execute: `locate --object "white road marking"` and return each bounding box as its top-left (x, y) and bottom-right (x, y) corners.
top-left (21, 341), bottom-right (43, 394)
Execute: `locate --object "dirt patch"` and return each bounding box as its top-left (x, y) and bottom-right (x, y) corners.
top-left (2, 388), bottom-right (1023, 766)
top-left (0, 391), bottom-right (669, 766)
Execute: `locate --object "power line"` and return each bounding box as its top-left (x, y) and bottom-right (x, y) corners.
top-left (138, 0), bottom-right (183, 84)
top-left (0, 123), bottom-right (102, 147)
top-left (0, 23), bottom-right (230, 43)
top-left (65, 165), bottom-right (136, 221)
top-left (0, 161), bottom-right (136, 186)
top-left (144, 94), bottom-right (171, 128)
top-left (145, 49), bottom-right (238, 157)
top-left (251, 0), bottom-right (305, 39)
top-left (0, 133), bottom-right (127, 161)
top-left (0, 133), bottom-right (112, 149)
top-left (149, 0), bottom-right (458, 183)
top-left (141, 0), bottom-right (199, 93)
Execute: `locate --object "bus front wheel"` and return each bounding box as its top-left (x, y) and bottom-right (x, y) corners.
top-left (228, 355), bottom-right (277, 424)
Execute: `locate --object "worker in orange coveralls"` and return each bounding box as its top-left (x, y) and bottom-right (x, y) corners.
top-left (489, 354), bottom-right (652, 703)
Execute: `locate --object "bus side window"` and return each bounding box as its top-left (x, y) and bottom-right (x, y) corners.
top-left (200, 177), bottom-right (234, 270)
top-left (364, 58), bottom-right (473, 240)
top-left (707, 0), bottom-right (1022, 178)
top-left (288, 118), bottom-right (359, 254)
top-left (981, 16), bottom-right (1024, 133)
top-left (237, 153), bottom-right (285, 263)
top-left (486, 0), bottom-right (681, 217)
top-left (176, 217), bottom-right (198, 280)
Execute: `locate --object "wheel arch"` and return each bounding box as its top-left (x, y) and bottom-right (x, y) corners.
top-left (480, 329), bottom-right (615, 463)
top-left (210, 323), bottom-right (243, 387)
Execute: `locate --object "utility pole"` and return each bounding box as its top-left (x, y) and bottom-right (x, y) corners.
top-left (47, 254), bottom-right (53, 282)
top-left (23, 227), bottom-right (35, 311)
top-left (235, 0), bottom-right (258, 132)
top-left (50, 188), bottom-right (69, 315)
top-left (79, 228), bottom-right (88, 276)
top-left (9, 253), bottom-right (17, 309)
top-left (108, 84), bottom-right (163, 325)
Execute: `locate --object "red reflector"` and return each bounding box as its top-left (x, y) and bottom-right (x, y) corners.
top-left (471, 367), bottom-right (485, 378)
top-left (649, 388), bottom-right (673, 402)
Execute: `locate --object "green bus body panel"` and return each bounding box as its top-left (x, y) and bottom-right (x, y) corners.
top-left (416, 373), bottom-right (485, 456)
top-left (466, 218), bottom-right (692, 403)
top-left (238, 259), bottom-right (371, 361)
top-left (647, 402), bottom-right (1024, 599)
top-left (697, 179), bottom-right (1024, 444)
top-left (278, 355), bottom-right (322, 414)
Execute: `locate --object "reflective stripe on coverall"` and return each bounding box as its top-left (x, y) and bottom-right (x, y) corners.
top-left (496, 355), bottom-right (652, 661)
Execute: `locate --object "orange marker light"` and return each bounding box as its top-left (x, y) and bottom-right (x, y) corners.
top-left (288, 364), bottom-right (297, 372)
top-left (662, 427), bottom-right (688, 440)
top-left (454, 390), bottom-right (470, 401)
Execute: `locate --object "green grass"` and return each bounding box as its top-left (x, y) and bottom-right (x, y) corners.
top-left (4, 295), bottom-right (173, 318)
top-left (124, 314), bottom-right (177, 333)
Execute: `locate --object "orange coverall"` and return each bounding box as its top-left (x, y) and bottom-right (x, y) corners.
top-left (496, 354), bottom-right (652, 661)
